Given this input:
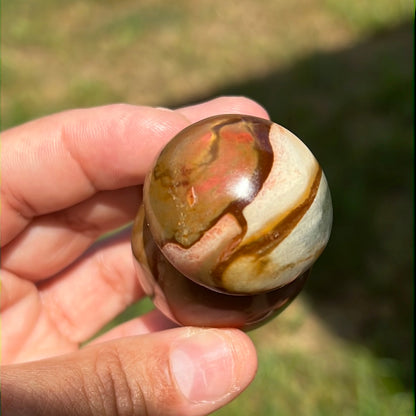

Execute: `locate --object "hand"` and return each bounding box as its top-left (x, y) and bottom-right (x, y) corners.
top-left (0, 97), bottom-right (269, 416)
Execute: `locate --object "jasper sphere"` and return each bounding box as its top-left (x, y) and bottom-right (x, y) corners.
top-left (132, 114), bottom-right (332, 329)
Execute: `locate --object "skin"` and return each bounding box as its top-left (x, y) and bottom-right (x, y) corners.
top-left (0, 97), bottom-right (269, 416)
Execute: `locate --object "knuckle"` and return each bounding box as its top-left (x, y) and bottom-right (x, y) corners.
top-left (89, 347), bottom-right (141, 416)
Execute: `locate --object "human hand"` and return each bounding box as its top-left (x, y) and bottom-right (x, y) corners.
top-left (0, 97), bottom-right (269, 416)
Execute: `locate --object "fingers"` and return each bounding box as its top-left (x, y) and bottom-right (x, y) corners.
top-left (1, 104), bottom-right (190, 246)
top-left (1, 97), bottom-right (268, 248)
top-left (1, 327), bottom-right (258, 416)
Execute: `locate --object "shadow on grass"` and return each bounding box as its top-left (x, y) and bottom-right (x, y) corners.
top-left (170, 21), bottom-right (414, 387)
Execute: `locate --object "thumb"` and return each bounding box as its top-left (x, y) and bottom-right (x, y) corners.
top-left (1, 327), bottom-right (257, 416)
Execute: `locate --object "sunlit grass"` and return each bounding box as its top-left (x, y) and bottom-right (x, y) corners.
top-left (3, 0), bottom-right (413, 128)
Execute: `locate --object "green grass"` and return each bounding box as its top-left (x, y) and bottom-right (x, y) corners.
top-left (220, 349), bottom-right (413, 416)
top-left (2, 1), bottom-right (414, 415)
top-left (217, 299), bottom-right (414, 416)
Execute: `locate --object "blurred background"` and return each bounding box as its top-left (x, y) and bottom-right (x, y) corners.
top-left (2, 1), bottom-right (414, 414)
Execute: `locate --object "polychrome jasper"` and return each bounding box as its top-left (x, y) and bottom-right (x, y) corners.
top-left (132, 114), bottom-right (332, 329)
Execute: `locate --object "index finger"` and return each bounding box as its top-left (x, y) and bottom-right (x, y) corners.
top-left (0, 104), bottom-right (187, 245)
top-left (1, 97), bottom-right (269, 246)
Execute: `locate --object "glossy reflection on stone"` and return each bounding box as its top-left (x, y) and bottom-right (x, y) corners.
top-left (132, 114), bottom-right (332, 329)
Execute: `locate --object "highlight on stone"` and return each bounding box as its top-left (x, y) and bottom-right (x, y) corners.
top-left (132, 114), bottom-right (332, 330)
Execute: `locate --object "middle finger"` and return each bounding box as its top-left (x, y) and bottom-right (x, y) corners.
top-left (1, 186), bottom-right (140, 281)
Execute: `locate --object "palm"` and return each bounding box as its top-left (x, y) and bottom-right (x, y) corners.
top-left (1, 271), bottom-right (78, 363)
top-left (1, 225), bottom-right (143, 364)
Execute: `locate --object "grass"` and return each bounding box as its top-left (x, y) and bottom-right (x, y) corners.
top-left (216, 300), bottom-right (413, 416)
top-left (2, 1), bottom-right (414, 415)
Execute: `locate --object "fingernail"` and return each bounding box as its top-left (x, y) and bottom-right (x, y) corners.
top-left (170, 330), bottom-right (235, 403)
